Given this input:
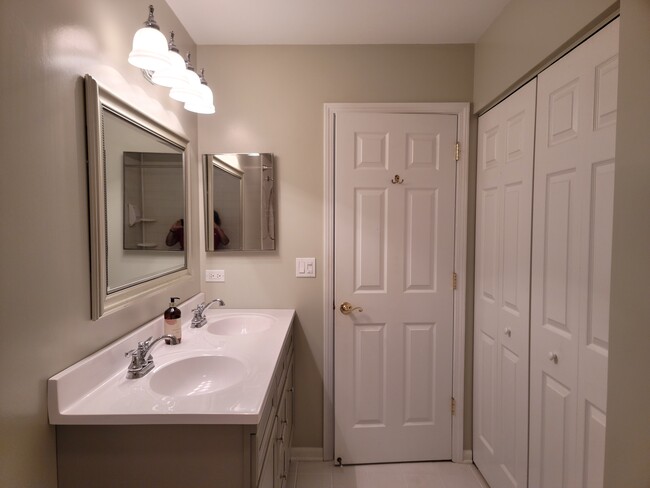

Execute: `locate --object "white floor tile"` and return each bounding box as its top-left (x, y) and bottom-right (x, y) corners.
top-left (290, 461), bottom-right (488, 488)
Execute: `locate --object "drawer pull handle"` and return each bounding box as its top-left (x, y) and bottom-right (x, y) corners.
top-left (548, 352), bottom-right (559, 364)
top-left (504, 328), bottom-right (512, 337)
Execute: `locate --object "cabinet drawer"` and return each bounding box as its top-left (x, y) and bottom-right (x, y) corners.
top-left (284, 357), bottom-right (294, 448)
top-left (252, 324), bottom-right (294, 486)
top-left (274, 332), bottom-right (294, 398)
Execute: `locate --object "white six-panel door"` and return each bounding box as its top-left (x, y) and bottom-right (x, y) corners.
top-left (474, 79), bottom-right (536, 488)
top-left (529, 19), bottom-right (619, 488)
top-left (334, 111), bottom-right (457, 464)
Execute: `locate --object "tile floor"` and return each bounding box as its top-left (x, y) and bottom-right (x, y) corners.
top-left (287, 460), bottom-right (490, 488)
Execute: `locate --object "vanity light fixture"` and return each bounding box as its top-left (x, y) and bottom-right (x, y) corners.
top-left (184, 69), bottom-right (216, 114)
top-left (169, 53), bottom-right (202, 103)
top-left (151, 31), bottom-right (187, 89)
top-left (128, 5), bottom-right (171, 71)
top-left (128, 5), bottom-right (215, 115)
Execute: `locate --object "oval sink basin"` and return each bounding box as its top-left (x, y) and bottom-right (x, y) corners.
top-left (149, 356), bottom-right (246, 397)
top-left (206, 314), bottom-right (275, 336)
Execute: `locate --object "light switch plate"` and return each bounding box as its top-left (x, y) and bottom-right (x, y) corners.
top-left (296, 258), bottom-right (316, 278)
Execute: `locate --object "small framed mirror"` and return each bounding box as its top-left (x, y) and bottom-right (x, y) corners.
top-left (203, 153), bottom-right (276, 251)
top-left (85, 75), bottom-right (190, 319)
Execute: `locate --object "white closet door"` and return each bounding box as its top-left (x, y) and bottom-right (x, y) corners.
top-left (529, 19), bottom-right (619, 488)
top-left (474, 79), bottom-right (536, 488)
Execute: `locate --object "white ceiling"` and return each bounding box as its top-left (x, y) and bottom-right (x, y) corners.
top-left (164, 0), bottom-right (511, 45)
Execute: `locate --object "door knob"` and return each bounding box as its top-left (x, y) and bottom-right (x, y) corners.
top-left (548, 352), bottom-right (559, 364)
top-left (340, 302), bottom-right (363, 315)
top-left (504, 328), bottom-right (512, 337)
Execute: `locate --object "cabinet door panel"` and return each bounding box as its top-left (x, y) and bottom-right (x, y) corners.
top-left (258, 419), bottom-right (275, 488)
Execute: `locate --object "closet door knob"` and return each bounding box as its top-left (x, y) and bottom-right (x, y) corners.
top-left (504, 328), bottom-right (512, 337)
top-left (548, 352), bottom-right (559, 364)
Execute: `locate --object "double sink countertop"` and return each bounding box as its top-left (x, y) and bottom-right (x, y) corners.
top-left (48, 294), bottom-right (295, 425)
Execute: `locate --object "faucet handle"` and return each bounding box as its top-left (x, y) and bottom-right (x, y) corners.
top-left (124, 337), bottom-right (153, 358)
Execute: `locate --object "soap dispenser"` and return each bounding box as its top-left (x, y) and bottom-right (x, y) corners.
top-left (164, 297), bottom-right (182, 344)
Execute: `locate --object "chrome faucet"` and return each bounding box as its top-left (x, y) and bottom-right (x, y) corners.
top-left (124, 334), bottom-right (178, 379)
top-left (191, 298), bottom-right (225, 328)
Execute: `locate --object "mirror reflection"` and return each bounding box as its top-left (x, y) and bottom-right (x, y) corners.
top-left (123, 151), bottom-right (184, 252)
top-left (204, 153), bottom-right (276, 251)
top-left (103, 112), bottom-right (186, 293)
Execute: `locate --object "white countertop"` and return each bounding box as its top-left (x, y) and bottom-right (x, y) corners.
top-left (48, 296), bottom-right (295, 425)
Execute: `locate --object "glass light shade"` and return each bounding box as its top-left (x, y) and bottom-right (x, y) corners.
top-left (185, 83), bottom-right (215, 114)
top-left (128, 26), bottom-right (171, 71)
top-left (169, 67), bottom-right (202, 103)
top-left (151, 49), bottom-right (187, 88)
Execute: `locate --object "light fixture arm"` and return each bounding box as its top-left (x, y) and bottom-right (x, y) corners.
top-left (143, 5), bottom-right (161, 30)
top-left (185, 52), bottom-right (196, 73)
top-left (168, 31), bottom-right (180, 54)
top-left (199, 68), bottom-right (208, 86)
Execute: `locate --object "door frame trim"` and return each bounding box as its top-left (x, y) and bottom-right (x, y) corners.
top-left (323, 102), bottom-right (470, 463)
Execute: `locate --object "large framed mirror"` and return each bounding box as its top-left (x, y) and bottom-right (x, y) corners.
top-left (85, 75), bottom-right (190, 319)
top-left (203, 153), bottom-right (276, 251)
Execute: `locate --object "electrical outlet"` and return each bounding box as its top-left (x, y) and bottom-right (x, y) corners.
top-left (206, 269), bottom-right (225, 282)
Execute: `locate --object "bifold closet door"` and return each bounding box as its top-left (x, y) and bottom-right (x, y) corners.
top-left (529, 19), bottom-right (619, 488)
top-left (474, 79), bottom-right (536, 488)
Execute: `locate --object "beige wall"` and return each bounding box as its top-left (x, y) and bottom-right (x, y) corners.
top-left (5, 1), bottom-right (646, 485)
top-left (196, 44), bottom-right (475, 449)
top-left (605, 0), bottom-right (650, 485)
top-left (473, 0), bottom-right (618, 111)
top-left (0, 1), bottom-right (199, 486)
top-left (474, 1), bottom-right (650, 486)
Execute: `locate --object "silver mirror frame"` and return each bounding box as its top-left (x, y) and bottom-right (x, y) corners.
top-left (203, 153), bottom-right (276, 252)
top-left (204, 155), bottom-right (244, 251)
top-left (85, 75), bottom-right (191, 320)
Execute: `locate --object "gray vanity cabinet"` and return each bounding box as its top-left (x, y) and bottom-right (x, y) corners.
top-left (56, 326), bottom-right (294, 488)
top-left (252, 333), bottom-right (294, 488)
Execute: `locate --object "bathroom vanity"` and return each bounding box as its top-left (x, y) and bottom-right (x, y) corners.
top-left (49, 296), bottom-right (295, 488)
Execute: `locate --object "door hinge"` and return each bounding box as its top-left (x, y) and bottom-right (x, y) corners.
top-left (451, 397), bottom-right (456, 416)
top-left (455, 142), bottom-right (460, 161)
top-left (452, 272), bottom-right (458, 290)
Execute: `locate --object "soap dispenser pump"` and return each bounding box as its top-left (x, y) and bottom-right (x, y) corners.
top-left (164, 297), bottom-right (182, 344)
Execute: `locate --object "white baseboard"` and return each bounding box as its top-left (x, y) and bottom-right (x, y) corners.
top-left (291, 447), bottom-right (324, 462)
top-left (460, 449), bottom-right (473, 464)
top-left (291, 447), bottom-right (468, 464)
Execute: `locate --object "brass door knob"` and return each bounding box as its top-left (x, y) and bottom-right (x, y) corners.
top-left (340, 302), bottom-right (363, 315)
